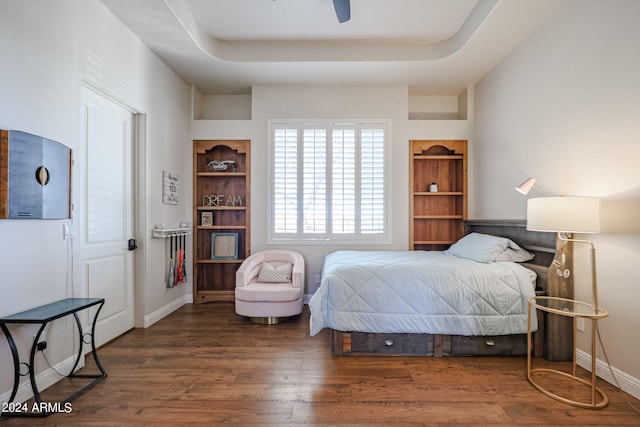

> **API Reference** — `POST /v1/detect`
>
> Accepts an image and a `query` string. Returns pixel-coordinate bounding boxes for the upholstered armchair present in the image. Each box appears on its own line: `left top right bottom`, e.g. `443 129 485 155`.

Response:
235 249 305 324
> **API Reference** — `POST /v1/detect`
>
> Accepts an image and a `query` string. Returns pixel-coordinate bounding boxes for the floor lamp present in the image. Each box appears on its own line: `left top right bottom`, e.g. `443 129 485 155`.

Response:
525 196 609 409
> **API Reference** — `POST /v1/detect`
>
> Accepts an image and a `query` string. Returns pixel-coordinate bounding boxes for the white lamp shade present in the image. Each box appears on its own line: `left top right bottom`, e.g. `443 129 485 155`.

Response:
527 197 601 233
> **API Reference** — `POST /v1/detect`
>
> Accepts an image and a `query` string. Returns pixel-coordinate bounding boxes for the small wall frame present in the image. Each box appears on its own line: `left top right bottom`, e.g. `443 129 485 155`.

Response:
210 232 238 260
162 170 180 205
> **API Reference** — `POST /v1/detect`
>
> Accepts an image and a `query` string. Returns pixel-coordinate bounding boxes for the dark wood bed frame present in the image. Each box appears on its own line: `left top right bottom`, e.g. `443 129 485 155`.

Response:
330 220 561 358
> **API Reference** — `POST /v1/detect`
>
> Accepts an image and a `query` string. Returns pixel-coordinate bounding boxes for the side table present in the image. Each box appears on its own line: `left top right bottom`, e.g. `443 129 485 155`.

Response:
527 296 608 409
0 298 107 417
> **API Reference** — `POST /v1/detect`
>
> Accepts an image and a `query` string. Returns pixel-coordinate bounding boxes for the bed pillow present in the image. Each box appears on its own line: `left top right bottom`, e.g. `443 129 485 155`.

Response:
445 232 532 263
258 262 293 283
495 242 535 263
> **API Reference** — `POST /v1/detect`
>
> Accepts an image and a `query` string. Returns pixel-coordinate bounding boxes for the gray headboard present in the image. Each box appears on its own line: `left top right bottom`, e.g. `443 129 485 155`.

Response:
464 220 556 292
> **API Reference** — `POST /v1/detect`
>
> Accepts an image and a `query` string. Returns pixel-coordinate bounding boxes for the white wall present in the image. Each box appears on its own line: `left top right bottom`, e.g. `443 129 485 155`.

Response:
192 85 472 295
0 0 191 402
474 0 640 396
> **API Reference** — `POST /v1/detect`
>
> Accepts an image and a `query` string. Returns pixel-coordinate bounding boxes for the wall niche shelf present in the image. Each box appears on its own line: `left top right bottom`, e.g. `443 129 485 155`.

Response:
408 90 469 121
409 140 468 251
193 140 250 303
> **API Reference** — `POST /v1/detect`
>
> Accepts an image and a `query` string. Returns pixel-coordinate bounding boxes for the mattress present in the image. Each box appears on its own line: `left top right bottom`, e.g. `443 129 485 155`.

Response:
309 250 537 336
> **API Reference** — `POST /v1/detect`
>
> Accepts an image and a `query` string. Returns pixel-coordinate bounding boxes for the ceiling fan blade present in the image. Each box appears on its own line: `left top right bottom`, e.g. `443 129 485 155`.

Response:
333 0 351 23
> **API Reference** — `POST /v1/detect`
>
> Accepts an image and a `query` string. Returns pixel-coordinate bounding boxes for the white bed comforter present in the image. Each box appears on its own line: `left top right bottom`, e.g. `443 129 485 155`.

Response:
309 250 537 336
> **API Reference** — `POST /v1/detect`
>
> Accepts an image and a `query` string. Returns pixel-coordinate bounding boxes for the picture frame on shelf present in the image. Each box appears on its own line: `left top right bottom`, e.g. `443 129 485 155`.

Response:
211 232 238 260
201 211 213 226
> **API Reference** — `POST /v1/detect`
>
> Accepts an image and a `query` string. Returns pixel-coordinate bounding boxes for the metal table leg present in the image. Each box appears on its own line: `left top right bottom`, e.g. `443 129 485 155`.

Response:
66 300 107 401
0 324 20 406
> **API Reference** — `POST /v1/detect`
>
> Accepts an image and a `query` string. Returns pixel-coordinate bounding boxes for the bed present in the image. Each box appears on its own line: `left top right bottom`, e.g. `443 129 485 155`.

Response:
308 220 556 357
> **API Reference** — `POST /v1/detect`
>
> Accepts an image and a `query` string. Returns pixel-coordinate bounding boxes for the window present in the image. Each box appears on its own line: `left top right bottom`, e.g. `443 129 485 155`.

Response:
269 120 389 243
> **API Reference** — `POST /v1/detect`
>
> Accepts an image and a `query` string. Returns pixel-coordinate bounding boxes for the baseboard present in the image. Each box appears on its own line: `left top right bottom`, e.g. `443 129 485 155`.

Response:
0 354 81 405
142 294 190 328
576 349 640 400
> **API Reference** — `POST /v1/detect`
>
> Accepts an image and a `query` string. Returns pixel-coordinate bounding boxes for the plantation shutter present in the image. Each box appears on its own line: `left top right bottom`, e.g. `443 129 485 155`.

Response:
270 121 388 242
360 127 385 234
302 128 327 235
331 128 356 234
273 127 298 234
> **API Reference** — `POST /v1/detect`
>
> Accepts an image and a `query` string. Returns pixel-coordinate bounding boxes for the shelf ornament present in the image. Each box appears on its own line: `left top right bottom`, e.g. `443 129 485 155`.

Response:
207 160 236 172
202 194 243 207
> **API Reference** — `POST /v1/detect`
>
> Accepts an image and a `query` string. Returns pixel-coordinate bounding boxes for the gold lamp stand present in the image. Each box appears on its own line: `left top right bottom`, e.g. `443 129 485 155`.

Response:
527 234 608 409
527 295 608 409
525 197 607 409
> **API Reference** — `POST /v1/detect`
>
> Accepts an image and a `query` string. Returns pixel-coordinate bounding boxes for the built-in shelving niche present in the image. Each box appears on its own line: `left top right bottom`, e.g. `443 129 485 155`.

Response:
408 88 469 121
192 88 252 120
192 88 470 122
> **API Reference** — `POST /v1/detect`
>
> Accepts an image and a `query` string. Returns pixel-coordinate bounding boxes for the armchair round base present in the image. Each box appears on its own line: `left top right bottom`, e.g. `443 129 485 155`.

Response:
250 316 281 325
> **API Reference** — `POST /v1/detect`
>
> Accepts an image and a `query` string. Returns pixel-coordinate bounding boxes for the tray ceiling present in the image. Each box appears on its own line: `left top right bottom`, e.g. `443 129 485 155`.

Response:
101 0 564 95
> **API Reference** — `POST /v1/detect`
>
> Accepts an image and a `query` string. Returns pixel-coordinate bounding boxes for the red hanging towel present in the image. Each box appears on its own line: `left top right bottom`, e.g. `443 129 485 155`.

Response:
176 238 183 284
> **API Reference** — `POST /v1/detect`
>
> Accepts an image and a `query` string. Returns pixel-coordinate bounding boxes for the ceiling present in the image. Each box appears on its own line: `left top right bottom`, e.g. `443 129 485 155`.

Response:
100 0 564 95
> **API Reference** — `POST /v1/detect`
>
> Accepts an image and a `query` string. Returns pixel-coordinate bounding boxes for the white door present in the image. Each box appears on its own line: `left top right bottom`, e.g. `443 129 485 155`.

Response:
80 87 136 347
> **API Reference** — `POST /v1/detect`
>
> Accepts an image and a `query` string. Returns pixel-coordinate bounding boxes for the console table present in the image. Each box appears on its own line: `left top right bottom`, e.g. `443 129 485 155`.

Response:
527 296 608 409
0 298 107 417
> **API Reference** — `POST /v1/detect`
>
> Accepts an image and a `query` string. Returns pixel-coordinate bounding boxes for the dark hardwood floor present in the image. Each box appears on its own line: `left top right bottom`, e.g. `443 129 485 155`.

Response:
2 302 639 426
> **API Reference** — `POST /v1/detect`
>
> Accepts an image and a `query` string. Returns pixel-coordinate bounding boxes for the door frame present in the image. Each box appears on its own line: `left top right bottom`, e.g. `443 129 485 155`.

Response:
79 77 148 329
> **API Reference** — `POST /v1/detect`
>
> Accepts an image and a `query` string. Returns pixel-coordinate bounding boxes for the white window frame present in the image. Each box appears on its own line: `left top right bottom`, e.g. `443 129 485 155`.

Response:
267 119 391 244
